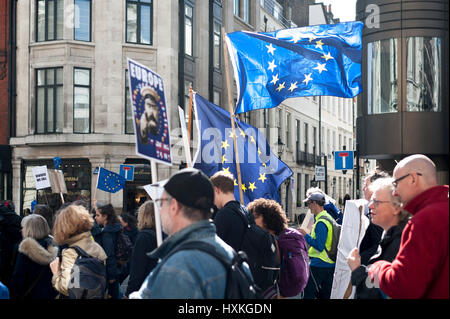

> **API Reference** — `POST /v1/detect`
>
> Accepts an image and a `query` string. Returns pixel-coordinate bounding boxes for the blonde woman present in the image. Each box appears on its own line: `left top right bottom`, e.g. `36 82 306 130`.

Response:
346 177 411 299
9 214 57 299
49 205 107 298
124 201 160 297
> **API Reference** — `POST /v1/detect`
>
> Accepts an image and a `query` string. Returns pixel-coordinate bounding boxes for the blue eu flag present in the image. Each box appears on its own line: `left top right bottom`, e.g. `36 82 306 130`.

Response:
97 167 126 193
193 93 292 205
226 21 363 114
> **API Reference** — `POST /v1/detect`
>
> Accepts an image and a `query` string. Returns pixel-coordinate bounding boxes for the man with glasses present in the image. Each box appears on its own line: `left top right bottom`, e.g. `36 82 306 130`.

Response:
299 192 336 299
129 168 253 298
368 154 449 298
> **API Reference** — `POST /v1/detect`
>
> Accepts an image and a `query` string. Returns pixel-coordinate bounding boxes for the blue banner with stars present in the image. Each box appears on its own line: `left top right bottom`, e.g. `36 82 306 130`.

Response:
97 167 126 193
226 21 363 114
193 93 292 205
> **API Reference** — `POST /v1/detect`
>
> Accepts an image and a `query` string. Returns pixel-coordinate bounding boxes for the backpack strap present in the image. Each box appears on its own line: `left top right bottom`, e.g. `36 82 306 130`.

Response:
70 245 92 259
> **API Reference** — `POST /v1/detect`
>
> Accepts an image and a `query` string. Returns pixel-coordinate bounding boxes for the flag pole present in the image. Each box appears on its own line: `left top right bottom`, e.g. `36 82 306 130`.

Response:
151 160 163 247
222 27 244 205
187 84 193 148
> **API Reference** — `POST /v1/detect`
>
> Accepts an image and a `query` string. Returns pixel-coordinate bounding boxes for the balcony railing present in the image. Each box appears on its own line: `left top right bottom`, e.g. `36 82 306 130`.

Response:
260 0 295 29
297 151 322 166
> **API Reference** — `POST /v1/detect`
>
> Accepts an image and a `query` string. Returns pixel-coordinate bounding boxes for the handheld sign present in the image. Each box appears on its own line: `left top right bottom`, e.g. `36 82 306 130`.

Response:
127 58 172 166
32 166 51 190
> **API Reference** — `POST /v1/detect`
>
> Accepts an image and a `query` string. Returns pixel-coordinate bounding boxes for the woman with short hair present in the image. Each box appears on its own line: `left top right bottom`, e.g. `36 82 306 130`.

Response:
50 205 107 298
9 214 58 299
347 177 411 299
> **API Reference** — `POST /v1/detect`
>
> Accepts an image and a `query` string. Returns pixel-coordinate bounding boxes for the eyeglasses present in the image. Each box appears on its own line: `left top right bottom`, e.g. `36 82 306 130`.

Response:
154 197 171 209
392 172 422 187
369 199 391 208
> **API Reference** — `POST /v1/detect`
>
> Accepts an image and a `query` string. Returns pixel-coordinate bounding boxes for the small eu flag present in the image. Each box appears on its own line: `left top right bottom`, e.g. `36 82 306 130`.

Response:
97 167 126 193
226 21 363 114
193 93 293 205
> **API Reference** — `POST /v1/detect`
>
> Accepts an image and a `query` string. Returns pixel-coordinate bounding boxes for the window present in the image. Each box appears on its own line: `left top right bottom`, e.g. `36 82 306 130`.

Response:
36 0 64 42
295 119 300 156
327 129 330 155
313 127 317 156
125 71 134 134
213 21 221 69
406 37 441 112
74 0 91 41
126 0 152 45
73 68 91 133
367 38 398 114
184 3 194 57
304 123 308 153
296 173 302 207
234 0 250 24
213 90 221 106
286 112 291 149
35 67 63 134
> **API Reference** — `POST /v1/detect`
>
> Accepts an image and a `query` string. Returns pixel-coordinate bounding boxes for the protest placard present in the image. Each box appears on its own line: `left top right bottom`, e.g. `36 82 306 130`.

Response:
32 166 51 190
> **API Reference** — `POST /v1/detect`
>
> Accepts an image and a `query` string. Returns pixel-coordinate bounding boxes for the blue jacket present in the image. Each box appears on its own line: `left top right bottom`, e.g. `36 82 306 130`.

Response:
324 202 343 225
130 220 246 299
0 281 8 299
99 222 122 280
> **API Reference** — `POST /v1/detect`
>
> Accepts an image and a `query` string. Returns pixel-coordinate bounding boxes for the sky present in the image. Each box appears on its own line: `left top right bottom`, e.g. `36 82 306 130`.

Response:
317 0 357 22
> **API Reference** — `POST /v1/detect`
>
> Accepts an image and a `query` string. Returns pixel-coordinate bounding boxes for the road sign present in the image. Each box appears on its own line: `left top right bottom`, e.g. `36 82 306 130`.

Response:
315 165 326 181
334 151 354 170
119 164 135 181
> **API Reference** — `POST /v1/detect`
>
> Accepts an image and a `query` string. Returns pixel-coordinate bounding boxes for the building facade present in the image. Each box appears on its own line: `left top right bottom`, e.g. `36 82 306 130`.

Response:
10 0 358 219
356 0 449 183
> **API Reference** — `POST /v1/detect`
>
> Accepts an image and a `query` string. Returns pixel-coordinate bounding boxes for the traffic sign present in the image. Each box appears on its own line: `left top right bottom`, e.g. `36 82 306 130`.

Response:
334 151 354 170
119 164 135 181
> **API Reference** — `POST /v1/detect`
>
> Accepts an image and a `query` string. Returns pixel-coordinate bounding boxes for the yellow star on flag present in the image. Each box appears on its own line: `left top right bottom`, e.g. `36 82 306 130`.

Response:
221 140 230 150
309 35 317 42
262 162 267 168
288 81 298 92
248 182 257 192
276 82 286 92
270 74 279 85
258 148 262 156
234 179 238 186
222 167 231 174
258 173 267 183
241 183 247 192
250 135 256 144
229 131 236 139
221 154 227 164
239 129 246 138
321 52 334 61
315 40 324 50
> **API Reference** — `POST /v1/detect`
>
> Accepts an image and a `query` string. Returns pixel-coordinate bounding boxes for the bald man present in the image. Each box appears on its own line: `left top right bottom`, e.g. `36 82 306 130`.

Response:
368 154 449 298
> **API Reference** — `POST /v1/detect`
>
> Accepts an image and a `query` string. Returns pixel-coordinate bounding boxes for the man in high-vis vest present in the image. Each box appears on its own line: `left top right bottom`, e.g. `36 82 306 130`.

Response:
299 192 336 299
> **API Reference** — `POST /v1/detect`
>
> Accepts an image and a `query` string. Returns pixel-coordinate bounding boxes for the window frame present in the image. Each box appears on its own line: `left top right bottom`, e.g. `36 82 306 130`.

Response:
73 67 91 134
36 0 64 42
126 0 153 45
35 67 64 134
184 1 194 57
73 0 92 42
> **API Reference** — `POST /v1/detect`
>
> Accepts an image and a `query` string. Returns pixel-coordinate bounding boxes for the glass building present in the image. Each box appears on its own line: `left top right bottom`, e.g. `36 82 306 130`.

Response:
356 0 449 182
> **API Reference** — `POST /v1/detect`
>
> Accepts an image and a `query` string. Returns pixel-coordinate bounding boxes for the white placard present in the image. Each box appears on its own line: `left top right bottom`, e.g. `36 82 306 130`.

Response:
330 199 370 299
32 166 51 190
315 165 325 181
178 106 193 168
300 209 314 234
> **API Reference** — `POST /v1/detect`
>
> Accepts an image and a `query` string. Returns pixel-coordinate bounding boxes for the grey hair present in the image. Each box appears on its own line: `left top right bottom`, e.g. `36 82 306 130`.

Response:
21 214 50 240
369 177 411 221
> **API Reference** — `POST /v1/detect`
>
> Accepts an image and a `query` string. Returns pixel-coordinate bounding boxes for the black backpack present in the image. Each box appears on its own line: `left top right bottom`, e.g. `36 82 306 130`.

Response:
166 240 258 299
68 246 107 299
233 209 280 293
116 231 133 265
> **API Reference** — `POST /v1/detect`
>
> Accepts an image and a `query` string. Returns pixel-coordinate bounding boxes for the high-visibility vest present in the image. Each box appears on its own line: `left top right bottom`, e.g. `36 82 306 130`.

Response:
308 210 335 264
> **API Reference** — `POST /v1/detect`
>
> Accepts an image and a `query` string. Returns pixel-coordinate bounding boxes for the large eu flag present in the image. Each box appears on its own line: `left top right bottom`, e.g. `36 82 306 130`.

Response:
193 93 292 205
226 21 363 114
97 167 126 193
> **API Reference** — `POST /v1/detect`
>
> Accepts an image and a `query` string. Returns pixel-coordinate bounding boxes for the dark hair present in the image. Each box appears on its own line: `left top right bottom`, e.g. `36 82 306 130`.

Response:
97 204 119 225
210 171 235 194
247 198 288 236
33 204 55 230
120 212 137 229
72 200 89 210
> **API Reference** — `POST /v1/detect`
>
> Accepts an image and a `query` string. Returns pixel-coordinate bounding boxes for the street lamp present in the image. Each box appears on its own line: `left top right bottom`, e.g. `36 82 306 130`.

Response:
364 159 370 173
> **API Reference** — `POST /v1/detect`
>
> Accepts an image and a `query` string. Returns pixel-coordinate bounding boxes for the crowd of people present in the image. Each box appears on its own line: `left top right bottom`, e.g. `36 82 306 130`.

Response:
0 154 448 299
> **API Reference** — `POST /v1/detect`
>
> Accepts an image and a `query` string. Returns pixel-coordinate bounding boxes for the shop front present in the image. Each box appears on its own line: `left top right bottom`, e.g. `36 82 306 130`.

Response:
122 158 153 214
21 159 91 214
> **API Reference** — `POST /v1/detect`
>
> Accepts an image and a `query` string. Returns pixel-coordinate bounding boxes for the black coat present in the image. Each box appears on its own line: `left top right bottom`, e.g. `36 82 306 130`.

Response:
0 205 22 285
99 222 122 280
213 201 250 252
9 237 58 299
359 221 384 266
351 220 408 299
125 228 159 297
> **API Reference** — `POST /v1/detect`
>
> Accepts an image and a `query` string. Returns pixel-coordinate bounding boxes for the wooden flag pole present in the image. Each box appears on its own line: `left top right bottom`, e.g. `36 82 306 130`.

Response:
222 27 244 205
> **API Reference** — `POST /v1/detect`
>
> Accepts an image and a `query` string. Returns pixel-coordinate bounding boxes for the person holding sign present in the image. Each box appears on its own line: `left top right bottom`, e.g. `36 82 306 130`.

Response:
346 177 410 299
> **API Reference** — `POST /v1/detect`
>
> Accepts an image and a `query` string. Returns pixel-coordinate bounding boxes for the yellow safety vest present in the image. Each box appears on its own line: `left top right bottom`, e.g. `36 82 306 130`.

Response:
308 210 335 264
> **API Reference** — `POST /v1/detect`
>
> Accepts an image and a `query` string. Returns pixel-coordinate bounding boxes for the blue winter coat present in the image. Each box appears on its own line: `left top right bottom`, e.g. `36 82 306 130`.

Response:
99 222 122 281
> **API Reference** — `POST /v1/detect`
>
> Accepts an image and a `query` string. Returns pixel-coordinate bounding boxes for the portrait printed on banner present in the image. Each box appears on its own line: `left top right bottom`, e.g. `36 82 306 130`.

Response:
127 58 172 165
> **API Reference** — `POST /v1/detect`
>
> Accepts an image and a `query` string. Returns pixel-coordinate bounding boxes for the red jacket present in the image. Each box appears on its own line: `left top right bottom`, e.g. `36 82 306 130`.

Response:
371 185 449 299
